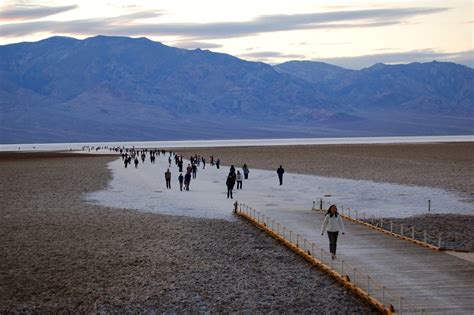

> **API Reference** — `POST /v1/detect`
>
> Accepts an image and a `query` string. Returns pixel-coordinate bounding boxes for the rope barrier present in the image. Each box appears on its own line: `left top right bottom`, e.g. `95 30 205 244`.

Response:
312 200 442 251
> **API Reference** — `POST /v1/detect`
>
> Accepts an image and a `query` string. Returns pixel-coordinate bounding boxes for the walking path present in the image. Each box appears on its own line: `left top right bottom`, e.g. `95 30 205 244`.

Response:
252 207 474 314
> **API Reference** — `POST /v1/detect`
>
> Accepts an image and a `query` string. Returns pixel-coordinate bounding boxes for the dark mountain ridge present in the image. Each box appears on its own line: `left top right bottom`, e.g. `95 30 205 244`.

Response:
1 35 473 143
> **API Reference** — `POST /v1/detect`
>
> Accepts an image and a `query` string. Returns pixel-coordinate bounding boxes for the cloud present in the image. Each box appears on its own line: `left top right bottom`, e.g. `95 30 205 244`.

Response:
0 4 78 22
171 41 222 49
314 49 474 69
0 7 449 40
238 51 307 60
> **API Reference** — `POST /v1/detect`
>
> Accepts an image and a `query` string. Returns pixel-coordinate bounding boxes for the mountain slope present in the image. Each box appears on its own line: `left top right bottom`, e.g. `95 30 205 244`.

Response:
274 60 353 84
1 36 473 143
274 60 474 114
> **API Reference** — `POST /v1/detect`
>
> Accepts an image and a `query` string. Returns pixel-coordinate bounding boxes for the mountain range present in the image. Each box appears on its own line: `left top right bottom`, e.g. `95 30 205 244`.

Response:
1 35 473 143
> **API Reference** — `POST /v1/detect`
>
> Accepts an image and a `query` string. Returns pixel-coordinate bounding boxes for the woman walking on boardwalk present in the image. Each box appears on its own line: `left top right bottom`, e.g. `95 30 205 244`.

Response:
321 205 345 260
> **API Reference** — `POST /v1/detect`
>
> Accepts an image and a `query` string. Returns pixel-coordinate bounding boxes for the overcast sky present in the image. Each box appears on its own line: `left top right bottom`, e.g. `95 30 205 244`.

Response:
0 0 472 69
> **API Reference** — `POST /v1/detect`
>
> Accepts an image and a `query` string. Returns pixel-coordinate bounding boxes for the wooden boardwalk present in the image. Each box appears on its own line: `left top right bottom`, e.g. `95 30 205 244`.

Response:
254 208 474 314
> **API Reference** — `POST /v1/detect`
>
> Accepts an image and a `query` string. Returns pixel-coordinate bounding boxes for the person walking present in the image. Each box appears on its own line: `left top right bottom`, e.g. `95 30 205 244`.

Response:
178 173 184 191
276 165 285 185
192 163 197 179
184 172 191 191
226 172 236 199
165 169 171 189
242 164 249 179
216 159 220 169
134 157 139 168
321 205 345 260
236 171 243 190
202 157 206 169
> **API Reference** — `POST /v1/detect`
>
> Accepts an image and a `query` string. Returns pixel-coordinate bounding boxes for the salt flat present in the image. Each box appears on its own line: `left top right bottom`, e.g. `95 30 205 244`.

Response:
87 154 474 220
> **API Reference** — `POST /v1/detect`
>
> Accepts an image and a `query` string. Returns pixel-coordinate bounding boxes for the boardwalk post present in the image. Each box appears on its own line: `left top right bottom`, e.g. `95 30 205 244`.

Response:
342 206 344 216
341 260 344 275
289 230 292 243
367 275 370 295
348 208 351 218
382 286 385 305
428 199 431 212
312 201 315 210
312 243 315 257
320 198 323 210
296 234 299 248
390 221 393 232
272 219 274 231
380 219 383 228
401 224 404 236
355 210 358 220
424 230 427 243
304 238 307 251
277 223 280 235
438 235 442 248
353 268 356 285
412 226 415 239
321 248 324 261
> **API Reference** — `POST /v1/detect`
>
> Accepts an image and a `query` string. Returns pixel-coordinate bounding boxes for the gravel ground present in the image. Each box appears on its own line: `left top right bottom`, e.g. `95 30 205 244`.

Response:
373 214 474 252
0 153 375 313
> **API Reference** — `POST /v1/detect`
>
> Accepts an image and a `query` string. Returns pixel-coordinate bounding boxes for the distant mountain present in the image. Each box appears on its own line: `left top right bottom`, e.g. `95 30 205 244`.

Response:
274 60 474 114
274 60 353 85
1 36 473 143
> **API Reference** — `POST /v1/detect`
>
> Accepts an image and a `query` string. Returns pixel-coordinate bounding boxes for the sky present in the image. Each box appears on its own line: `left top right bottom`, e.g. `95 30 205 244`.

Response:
0 0 472 69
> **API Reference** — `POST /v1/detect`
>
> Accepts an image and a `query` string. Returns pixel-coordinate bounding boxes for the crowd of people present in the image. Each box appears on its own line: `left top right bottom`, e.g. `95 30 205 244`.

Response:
109 146 287 197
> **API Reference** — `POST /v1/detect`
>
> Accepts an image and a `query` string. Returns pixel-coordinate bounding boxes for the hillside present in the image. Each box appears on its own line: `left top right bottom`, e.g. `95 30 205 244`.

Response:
1 36 473 143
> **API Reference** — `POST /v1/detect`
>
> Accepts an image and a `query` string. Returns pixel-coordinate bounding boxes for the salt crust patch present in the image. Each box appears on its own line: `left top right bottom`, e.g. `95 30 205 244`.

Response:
87 155 474 221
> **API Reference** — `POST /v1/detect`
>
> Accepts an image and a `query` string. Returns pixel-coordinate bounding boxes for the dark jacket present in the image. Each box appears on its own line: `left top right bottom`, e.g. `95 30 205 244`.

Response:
226 174 236 187
277 167 285 176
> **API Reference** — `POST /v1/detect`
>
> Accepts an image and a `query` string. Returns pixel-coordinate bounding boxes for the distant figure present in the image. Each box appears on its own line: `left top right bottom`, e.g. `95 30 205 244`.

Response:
168 156 172 167
124 158 128 168
242 164 249 179
216 159 220 169
178 160 184 173
134 158 139 168
192 163 197 179
202 157 206 169
276 165 285 185
236 171 243 190
321 205 345 260
165 169 171 189
226 172 236 199
184 172 191 191
178 173 184 191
